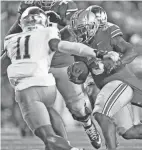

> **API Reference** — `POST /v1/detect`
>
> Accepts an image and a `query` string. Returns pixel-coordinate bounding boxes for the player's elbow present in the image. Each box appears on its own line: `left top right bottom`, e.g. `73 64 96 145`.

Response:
48 38 60 52
123 44 138 61
127 46 138 59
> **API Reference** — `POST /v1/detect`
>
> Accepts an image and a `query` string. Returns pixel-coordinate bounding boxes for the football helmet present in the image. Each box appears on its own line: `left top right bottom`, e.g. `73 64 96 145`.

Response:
70 9 99 43
86 5 107 28
20 6 48 31
38 0 56 11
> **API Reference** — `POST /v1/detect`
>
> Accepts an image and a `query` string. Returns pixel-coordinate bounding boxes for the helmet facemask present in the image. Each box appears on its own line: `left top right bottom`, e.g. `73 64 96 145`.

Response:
72 23 98 43
70 10 99 43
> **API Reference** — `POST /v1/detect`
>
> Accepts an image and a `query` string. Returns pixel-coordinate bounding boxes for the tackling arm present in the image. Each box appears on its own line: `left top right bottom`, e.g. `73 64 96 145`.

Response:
49 39 97 58
111 36 138 65
1 51 11 76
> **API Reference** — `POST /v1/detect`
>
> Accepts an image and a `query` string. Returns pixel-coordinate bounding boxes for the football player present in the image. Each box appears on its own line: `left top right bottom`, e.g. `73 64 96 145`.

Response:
67 8 142 150
2 6 99 150
5 1 102 149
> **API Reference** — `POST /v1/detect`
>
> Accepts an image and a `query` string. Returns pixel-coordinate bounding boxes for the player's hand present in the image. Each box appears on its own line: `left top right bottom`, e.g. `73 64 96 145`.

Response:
103 57 122 74
87 58 105 75
67 61 89 84
103 51 120 62
45 10 61 24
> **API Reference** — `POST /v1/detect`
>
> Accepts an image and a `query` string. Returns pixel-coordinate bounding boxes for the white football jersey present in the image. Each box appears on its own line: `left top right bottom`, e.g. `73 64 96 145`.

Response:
4 27 60 90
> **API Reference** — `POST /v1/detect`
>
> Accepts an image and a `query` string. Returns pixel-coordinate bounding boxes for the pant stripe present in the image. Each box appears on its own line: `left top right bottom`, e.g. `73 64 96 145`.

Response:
106 84 128 116
102 83 124 114
102 83 127 115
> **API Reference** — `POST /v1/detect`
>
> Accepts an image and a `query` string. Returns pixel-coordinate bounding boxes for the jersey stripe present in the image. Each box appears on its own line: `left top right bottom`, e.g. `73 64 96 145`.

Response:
111 29 120 34
102 83 127 115
106 84 128 116
111 32 123 38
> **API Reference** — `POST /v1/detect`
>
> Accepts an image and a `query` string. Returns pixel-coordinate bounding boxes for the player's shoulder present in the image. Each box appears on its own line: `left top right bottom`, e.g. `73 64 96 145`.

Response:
44 26 59 34
61 0 78 10
107 22 123 38
5 33 19 42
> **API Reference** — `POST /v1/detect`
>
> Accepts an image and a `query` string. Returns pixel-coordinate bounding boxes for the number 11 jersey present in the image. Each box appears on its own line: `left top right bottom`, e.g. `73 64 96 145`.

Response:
4 27 60 90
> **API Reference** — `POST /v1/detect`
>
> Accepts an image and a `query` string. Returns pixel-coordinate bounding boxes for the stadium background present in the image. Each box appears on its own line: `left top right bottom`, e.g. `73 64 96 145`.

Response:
1 1 142 150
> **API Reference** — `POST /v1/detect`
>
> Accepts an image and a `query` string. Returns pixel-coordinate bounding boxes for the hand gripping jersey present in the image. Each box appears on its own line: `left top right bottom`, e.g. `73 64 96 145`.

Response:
4 27 60 90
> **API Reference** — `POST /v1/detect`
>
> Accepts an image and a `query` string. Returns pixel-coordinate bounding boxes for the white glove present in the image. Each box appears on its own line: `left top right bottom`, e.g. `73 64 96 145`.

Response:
103 51 120 62
91 60 105 75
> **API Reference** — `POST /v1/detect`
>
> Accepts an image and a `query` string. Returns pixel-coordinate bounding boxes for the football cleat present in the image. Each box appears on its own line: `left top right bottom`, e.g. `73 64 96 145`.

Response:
84 123 102 149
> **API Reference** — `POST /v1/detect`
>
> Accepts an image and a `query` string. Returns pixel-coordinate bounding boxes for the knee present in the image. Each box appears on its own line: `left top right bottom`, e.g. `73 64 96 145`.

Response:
66 96 86 116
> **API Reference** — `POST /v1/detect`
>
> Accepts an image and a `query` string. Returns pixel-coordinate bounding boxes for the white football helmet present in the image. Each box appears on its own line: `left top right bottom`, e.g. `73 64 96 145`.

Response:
20 6 48 32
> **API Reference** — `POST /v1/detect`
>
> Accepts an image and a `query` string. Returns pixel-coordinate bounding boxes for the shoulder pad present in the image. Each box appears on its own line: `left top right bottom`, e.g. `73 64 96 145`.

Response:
65 0 78 15
108 22 123 38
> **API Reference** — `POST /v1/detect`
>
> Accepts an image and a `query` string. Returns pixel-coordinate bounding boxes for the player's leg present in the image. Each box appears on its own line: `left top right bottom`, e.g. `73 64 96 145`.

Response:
50 67 101 149
47 107 68 140
15 86 77 150
92 80 134 150
115 104 142 140
128 55 142 79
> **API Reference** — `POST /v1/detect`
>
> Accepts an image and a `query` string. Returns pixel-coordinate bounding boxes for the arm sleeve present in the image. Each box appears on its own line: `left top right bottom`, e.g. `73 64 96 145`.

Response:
58 41 96 58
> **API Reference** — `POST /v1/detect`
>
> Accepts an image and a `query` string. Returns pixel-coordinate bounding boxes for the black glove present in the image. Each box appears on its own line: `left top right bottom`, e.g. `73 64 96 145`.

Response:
45 11 61 24
67 61 89 84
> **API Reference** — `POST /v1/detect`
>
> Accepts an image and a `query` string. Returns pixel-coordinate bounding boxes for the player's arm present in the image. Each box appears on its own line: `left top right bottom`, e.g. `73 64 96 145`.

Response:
49 38 97 58
1 50 11 76
111 36 138 65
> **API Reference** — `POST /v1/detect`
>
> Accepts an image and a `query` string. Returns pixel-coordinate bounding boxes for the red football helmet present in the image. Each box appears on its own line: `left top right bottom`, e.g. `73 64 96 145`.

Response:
86 5 107 28
70 9 100 43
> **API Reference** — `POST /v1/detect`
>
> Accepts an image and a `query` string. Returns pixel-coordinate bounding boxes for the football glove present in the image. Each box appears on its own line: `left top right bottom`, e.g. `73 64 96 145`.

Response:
103 51 120 62
67 61 89 84
45 10 61 24
86 58 105 75
103 57 122 74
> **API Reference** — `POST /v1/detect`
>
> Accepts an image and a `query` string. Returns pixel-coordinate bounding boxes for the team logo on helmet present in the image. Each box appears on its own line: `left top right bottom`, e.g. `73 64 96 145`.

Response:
86 5 107 28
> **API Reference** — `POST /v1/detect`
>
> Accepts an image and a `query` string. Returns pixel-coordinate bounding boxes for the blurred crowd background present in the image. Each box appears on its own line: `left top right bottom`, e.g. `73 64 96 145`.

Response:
1 1 142 136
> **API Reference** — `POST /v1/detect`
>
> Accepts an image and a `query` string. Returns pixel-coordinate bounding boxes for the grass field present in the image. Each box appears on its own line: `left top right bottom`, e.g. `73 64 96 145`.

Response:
1 127 142 150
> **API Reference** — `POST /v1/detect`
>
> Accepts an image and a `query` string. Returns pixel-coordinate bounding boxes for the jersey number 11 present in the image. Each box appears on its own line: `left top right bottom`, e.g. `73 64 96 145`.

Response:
16 35 31 60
